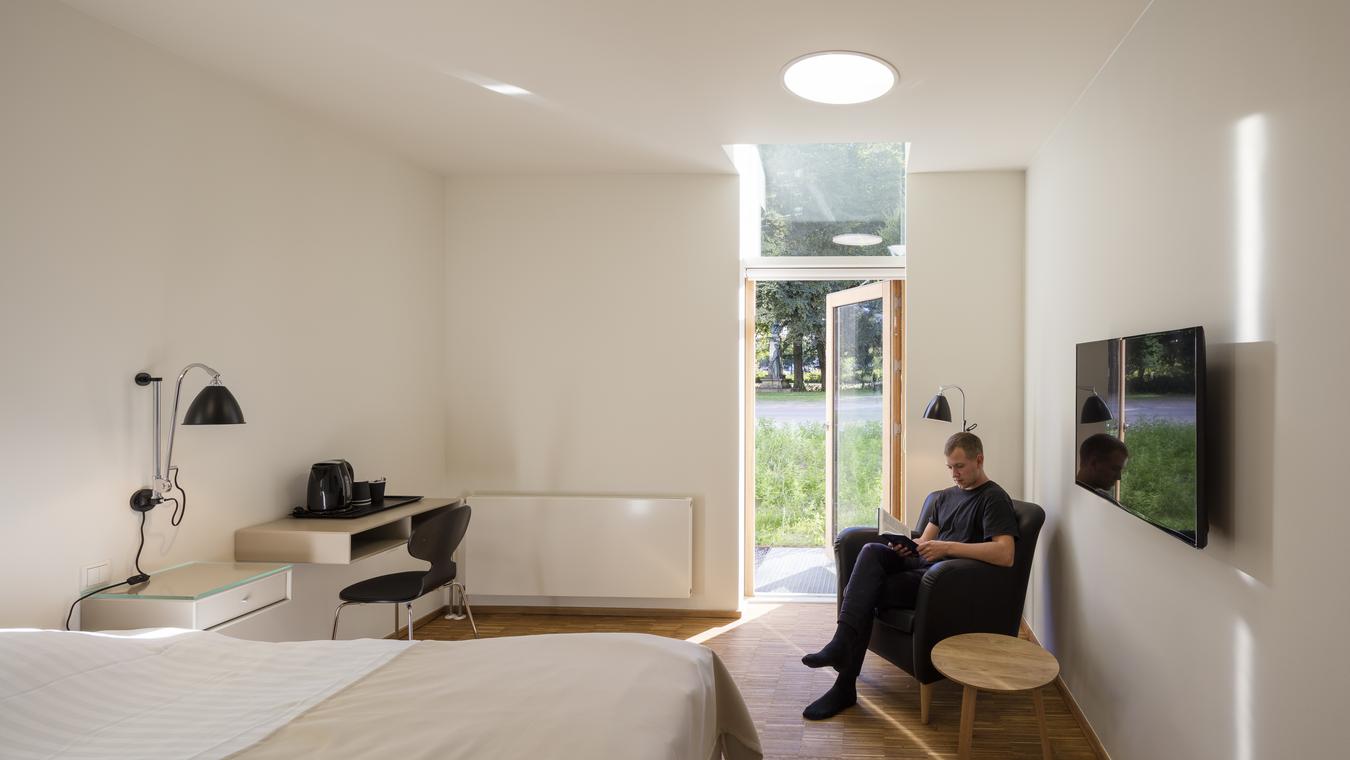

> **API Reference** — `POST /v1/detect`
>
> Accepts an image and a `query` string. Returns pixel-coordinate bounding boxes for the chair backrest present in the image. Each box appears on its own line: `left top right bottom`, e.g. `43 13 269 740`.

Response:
408 504 471 595
916 490 1045 629
1007 500 1045 605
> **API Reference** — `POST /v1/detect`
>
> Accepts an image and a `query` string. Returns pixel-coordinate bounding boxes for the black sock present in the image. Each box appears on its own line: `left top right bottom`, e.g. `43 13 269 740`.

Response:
801 622 857 671
802 674 858 720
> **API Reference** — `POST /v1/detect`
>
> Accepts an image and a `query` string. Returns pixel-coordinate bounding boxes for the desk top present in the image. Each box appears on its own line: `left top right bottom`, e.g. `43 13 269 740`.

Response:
92 561 291 600
931 633 1060 692
234 497 462 564
239 497 463 535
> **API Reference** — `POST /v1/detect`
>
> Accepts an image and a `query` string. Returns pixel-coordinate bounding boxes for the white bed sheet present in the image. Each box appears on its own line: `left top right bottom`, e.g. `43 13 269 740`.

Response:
0 628 410 760
0 628 761 760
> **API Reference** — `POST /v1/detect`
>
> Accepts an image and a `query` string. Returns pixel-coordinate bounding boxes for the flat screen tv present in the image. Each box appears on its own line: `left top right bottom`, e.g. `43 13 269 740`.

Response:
1075 326 1206 548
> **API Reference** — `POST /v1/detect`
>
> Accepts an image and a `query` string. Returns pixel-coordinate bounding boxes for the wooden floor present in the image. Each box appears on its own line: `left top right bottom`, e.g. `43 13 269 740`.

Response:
417 602 1098 760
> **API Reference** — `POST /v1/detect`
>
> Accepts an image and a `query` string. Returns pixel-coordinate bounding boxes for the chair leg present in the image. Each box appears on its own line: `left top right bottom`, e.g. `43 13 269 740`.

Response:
331 601 358 640
462 591 478 638
445 582 467 621
920 681 935 724
406 602 415 641
447 582 478 638
394 603 400 637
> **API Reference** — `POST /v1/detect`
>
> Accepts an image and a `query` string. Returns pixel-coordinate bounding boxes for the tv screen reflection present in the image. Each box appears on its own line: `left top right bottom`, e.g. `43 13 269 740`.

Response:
1075 327 1206 548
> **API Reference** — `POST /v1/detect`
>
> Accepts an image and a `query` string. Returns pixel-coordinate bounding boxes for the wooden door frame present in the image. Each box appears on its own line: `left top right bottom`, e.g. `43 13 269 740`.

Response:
744 279 905 598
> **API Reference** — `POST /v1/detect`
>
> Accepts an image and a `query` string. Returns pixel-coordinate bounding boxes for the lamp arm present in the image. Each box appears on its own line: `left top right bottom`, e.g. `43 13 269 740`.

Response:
938 384 971 432
159 363 220 494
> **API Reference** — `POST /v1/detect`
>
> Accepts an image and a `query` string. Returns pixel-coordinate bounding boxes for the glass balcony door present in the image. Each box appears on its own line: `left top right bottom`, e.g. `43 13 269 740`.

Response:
824 281 904 541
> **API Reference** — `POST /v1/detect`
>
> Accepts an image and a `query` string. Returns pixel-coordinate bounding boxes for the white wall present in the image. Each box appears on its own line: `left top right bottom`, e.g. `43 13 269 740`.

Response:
1025 1 1350 757
906 172 1025 516
0 0 448 638
443 175 741 612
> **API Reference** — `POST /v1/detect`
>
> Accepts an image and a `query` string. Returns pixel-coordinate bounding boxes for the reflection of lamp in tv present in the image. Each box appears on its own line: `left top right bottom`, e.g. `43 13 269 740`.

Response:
922 385 976 432
1078 386 1112 424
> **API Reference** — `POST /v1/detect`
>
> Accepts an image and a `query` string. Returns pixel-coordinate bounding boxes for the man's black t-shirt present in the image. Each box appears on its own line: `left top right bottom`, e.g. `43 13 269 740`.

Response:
930 480 1019 544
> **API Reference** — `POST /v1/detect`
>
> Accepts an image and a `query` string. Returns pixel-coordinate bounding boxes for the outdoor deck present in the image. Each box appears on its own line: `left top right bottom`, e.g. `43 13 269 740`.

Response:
752 546 836 595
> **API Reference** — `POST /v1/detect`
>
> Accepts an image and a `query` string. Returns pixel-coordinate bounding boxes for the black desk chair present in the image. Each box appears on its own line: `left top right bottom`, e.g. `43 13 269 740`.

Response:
331 503 478 640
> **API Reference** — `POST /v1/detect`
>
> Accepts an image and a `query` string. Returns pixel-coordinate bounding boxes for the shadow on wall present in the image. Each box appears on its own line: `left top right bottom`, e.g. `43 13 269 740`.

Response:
1205 340 1276 585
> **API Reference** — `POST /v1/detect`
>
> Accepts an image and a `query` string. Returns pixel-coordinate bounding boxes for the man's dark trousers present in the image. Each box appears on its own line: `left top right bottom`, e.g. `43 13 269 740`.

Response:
836 542 929 674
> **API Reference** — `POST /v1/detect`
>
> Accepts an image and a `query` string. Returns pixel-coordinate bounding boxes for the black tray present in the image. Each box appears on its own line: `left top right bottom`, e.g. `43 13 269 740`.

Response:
290 495 423 519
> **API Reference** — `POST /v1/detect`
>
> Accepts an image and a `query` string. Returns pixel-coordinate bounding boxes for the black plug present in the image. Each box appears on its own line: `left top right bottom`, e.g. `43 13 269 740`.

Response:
127 573 151 586
129 488 161 512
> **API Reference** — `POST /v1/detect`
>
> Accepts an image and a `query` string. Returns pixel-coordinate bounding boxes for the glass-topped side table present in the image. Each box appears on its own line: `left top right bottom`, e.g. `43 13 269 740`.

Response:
80 561 292 632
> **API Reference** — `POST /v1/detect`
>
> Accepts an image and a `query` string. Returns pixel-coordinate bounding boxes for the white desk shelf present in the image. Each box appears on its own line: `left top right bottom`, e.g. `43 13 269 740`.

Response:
80 561 292 632
234 497 462 564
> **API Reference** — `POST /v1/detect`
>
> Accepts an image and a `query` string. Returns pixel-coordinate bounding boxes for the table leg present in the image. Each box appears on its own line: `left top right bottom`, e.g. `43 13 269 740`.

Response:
958 685 977 760
1031 686 1053 760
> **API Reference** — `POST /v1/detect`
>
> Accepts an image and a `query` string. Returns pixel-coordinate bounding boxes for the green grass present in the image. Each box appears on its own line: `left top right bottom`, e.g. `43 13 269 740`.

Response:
754 418 882 547
1119 420 1198 535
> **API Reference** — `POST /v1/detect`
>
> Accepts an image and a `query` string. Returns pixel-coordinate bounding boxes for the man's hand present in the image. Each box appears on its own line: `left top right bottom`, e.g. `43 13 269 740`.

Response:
915 539 952 562
890 541 916 558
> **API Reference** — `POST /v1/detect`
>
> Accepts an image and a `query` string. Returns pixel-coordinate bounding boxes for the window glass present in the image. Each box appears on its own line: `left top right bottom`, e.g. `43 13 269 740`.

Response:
758 143 907 257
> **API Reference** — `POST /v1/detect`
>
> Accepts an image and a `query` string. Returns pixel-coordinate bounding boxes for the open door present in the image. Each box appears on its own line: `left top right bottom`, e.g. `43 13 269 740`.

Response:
824 281 904 543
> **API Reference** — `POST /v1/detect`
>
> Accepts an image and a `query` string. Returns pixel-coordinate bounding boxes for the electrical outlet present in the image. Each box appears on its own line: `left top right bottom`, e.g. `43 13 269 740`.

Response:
81 561 111 590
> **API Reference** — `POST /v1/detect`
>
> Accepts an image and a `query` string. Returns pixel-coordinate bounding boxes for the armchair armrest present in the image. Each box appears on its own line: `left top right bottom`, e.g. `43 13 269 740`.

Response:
909 558 1022 682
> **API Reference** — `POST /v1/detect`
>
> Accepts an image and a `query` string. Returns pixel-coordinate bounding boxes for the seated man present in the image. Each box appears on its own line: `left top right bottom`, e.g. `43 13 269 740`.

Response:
1075 432 1129 499
800 431 1019 720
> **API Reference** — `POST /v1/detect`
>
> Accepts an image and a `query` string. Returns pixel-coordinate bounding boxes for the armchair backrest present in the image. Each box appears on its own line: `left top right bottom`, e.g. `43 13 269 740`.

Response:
915 490 1044 629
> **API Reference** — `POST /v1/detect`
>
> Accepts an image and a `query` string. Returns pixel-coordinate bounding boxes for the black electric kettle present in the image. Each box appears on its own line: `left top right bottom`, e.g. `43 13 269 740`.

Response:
306 460 354 512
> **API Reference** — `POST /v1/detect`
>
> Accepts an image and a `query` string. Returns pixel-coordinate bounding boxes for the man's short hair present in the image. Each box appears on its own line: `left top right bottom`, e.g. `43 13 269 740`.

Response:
944 432 983 458
1080 432 1128 463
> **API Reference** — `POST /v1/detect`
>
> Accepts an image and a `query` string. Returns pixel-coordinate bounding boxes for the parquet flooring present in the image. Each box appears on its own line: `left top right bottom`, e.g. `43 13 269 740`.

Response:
416 602 1099 760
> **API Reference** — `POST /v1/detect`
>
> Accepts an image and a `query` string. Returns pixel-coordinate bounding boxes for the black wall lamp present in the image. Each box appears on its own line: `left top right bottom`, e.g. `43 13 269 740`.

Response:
129 363 245 513
1078 386 1113 424
922 385 976 432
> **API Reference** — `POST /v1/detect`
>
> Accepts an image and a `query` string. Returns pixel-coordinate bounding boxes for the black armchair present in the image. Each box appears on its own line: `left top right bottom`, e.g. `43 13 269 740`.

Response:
834 491 1044 722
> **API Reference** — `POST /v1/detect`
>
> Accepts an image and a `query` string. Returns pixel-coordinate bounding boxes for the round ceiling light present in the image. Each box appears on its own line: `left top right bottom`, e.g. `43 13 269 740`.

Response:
782 51 897 105
833 233 884 246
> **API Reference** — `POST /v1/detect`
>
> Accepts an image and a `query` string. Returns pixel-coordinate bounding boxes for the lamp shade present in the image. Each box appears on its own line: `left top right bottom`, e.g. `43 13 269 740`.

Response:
1079 394 1112 424
183 384 245 425
923 393 952 423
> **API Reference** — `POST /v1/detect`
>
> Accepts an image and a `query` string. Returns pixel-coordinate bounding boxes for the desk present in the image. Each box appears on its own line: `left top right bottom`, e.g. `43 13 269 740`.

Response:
81 561 291 632
234 497 462 564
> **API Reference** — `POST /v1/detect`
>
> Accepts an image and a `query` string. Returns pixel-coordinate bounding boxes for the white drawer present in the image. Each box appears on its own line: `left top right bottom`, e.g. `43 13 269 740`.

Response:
195 570 289 630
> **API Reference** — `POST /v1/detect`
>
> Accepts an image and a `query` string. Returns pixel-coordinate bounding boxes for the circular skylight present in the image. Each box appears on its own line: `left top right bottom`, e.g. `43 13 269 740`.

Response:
782 51 897 105
833 233 884 246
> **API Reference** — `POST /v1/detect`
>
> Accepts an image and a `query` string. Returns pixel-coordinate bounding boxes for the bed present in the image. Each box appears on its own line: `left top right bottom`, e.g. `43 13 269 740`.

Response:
0 627 761 760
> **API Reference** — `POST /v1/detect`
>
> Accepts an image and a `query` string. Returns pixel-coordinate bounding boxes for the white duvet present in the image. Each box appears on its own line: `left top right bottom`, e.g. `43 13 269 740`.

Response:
0 628 761 760
0 628 410 759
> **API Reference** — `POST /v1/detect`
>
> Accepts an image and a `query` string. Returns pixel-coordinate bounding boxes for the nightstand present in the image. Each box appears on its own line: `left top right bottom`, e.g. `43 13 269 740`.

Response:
79 561 292 632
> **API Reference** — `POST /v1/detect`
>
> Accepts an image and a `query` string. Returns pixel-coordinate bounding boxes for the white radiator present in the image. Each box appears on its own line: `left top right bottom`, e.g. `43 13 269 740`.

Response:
463 495 693 598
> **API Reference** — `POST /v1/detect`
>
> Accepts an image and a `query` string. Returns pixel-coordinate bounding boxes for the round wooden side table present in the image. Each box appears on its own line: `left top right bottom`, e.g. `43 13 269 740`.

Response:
931 632 1060 760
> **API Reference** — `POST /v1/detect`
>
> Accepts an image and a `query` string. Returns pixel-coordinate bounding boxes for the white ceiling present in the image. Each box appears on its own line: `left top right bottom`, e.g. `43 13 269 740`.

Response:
62 0 1150 175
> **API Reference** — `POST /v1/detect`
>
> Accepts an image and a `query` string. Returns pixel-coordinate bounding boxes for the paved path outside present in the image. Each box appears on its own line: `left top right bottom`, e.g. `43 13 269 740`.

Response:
753 546 836 595
756 393 881 425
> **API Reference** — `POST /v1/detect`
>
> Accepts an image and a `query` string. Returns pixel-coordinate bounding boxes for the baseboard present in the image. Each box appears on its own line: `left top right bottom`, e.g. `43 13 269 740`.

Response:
469 604 742 620
386 605 449 640
1021 620 1112 760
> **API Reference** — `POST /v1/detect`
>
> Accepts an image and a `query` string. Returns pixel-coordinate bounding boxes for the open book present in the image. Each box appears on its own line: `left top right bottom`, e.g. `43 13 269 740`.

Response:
876 508 920 553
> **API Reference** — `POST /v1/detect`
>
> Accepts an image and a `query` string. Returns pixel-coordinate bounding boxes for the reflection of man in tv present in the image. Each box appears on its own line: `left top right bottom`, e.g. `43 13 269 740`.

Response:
1076 433 1129 499
799 432 1020 720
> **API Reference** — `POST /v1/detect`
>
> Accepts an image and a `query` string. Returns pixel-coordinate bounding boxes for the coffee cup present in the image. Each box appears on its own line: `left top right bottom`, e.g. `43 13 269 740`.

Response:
351 480 372 505
369 478 387 503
